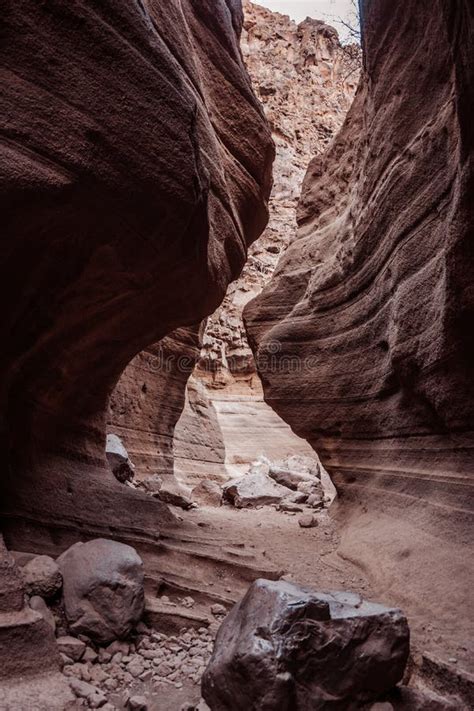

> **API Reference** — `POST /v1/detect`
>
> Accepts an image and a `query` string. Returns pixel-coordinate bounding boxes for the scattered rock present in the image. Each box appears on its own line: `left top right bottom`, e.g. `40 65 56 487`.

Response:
21 554 62 599
57 636 86 662
69 678 107 707
279 501 304 513
156 480 194 510
202 580 409 710
298 514 318 528
222 470 289 508
82 646 98 663
306 493 324 509
210 604 227 617
191 480 222 507
57 538 144 644
140 474 163 495
128 696 148 710
106 433 135 483
29 594 56 631
269 465 312 491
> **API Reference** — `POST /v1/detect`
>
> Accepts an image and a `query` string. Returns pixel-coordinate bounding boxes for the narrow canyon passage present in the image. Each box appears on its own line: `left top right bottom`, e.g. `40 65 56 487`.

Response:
1 1 473 710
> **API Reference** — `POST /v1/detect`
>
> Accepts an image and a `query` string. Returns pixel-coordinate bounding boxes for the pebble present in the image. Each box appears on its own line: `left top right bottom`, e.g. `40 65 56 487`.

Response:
57 635 86 662
128 695 148 710
210 603 226 616
298 514 318 528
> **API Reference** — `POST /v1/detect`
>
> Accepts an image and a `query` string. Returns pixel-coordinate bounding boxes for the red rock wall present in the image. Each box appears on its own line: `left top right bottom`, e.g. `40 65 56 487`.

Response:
108 326 203 480
0 0 273 548
245 0 474 654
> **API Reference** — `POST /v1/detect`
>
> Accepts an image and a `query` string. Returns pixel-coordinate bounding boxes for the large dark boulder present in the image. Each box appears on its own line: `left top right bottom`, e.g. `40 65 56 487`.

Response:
202 579 410 710
57 538 144 644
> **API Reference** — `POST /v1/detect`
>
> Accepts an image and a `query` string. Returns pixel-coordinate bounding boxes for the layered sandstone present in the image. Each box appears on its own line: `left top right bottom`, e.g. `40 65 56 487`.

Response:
108 1 358 483
0 0 273 548
246 0 474 664
200 0 359 382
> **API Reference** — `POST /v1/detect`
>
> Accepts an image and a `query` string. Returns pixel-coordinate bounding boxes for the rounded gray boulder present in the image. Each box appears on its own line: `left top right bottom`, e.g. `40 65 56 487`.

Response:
57 538 144 644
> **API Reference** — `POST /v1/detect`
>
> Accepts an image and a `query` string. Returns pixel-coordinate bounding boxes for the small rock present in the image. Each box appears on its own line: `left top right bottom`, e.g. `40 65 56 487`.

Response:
307 493 324 508
154 661 172 676
106 433 135 483
210 603 227 616
128 695 148 710
57 635 86 662
156 480 194 510
279 501 303 513
298 514 318 528
69 678 107 707
141 474 163 495
127 660 144 677
191 480 222 507
106 640 130 655
181 596 195 608
21 555 62 599
82 646 98 663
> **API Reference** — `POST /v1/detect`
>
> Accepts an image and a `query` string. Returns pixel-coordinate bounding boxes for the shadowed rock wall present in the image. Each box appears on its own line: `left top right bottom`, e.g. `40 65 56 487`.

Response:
245 0 474 657
0 0 273 549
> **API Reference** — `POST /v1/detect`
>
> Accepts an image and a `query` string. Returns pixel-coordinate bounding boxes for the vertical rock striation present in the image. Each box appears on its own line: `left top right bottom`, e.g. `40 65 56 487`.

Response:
0 0 273 547
245 0 474 659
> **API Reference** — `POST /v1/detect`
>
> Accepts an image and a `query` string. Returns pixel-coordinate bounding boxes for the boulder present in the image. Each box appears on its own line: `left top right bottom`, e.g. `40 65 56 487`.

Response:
298 514 318 528
268 465 312 491
57 538 144 644
21 554 62 599
156 480 194 510
141 474 163 495
202 580 410 710
222 471 289 508
192 480 222 507
106 434 135 483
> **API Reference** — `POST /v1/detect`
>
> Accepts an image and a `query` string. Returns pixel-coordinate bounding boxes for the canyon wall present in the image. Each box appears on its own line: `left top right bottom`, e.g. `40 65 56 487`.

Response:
0 0 273 549
108 1 358 483
245 0 474 655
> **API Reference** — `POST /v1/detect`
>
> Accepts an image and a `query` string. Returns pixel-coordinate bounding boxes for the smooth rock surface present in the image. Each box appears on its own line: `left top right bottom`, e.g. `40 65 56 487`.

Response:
245 0 474 656
1 0 273 548
202 579 410 710
57 539 144 644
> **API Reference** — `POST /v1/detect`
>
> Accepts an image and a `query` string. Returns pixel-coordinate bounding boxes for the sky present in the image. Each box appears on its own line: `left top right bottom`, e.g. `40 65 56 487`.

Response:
255 0 359 42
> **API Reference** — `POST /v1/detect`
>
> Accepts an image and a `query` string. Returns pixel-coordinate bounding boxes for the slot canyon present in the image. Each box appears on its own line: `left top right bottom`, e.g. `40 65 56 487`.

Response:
1 1 473 710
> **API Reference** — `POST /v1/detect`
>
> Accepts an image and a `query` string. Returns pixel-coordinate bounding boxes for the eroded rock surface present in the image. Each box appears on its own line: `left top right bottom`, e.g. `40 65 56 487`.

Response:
202 579 410 710
1 0 273 547
245 0 474 659
107 0 358 488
